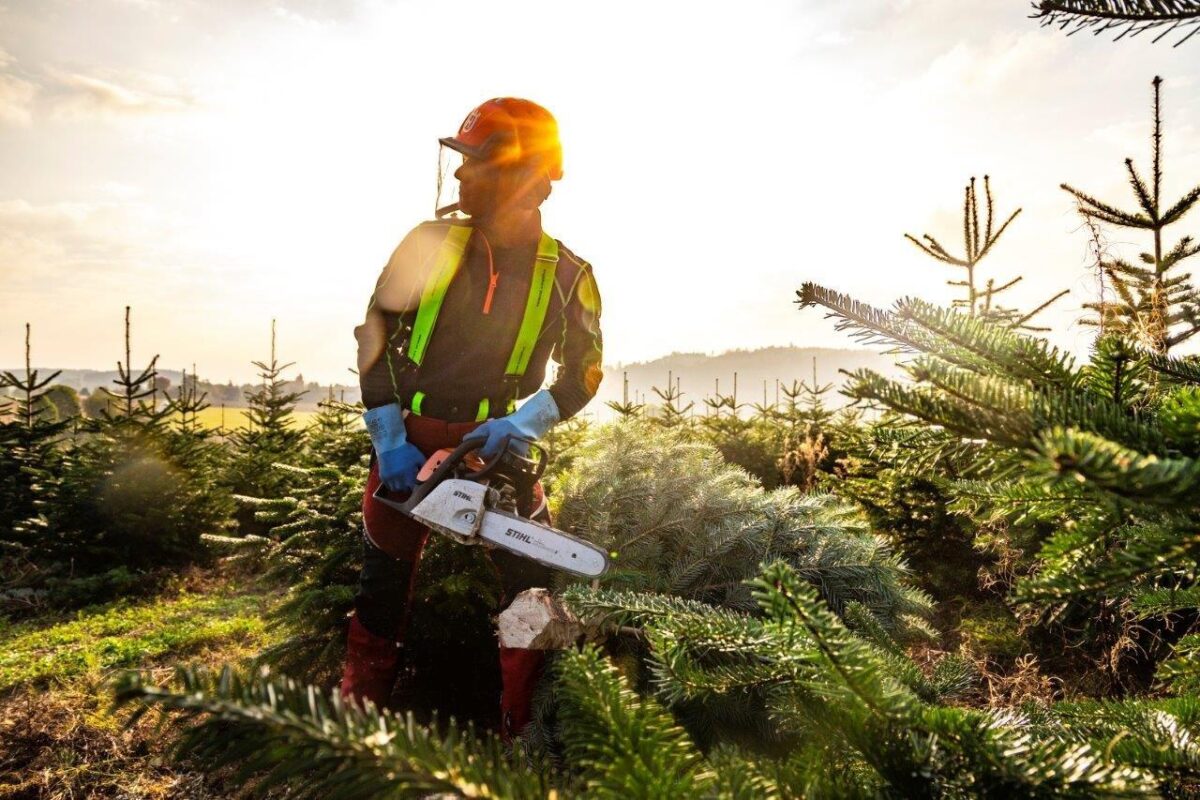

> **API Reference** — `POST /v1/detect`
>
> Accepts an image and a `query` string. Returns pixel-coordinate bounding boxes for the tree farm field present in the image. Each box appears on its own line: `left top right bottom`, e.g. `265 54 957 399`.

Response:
5 3 1200 798
188 406 323 431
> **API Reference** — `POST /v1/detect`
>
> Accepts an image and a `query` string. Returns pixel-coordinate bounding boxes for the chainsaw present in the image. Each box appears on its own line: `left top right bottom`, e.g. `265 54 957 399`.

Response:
372 435 608 578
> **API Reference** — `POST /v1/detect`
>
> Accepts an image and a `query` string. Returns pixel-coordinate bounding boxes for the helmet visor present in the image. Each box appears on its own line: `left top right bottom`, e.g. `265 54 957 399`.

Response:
435 144 465 219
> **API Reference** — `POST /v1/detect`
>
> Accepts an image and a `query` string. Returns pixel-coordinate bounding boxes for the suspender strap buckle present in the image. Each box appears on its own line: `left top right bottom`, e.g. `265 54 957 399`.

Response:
409 390 492 422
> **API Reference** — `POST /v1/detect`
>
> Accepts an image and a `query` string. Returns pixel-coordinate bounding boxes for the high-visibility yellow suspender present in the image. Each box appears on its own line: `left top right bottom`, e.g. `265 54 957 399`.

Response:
403 226 558 420
505 234 558 379
407 225 473 367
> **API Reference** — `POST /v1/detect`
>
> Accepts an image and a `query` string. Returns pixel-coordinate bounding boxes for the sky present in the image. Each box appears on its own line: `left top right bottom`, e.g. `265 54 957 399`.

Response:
1 0 1198 384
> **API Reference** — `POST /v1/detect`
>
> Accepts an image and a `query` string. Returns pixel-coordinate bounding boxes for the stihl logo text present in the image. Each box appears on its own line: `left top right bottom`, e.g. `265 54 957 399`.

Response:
505 528 534 544
453 490 472 500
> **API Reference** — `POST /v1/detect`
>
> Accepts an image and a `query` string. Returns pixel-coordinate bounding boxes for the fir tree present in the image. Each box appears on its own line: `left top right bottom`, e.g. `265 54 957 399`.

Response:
555 421 932 635
226 460 367 683
0 324 69 544
17 309 228 579
1067 77 1200 353
227 320 307 503
905 176 1067 331
605 370 644 419
797 283 1200 686
648 371 694 429
117 563 1200 797
304 391 369 471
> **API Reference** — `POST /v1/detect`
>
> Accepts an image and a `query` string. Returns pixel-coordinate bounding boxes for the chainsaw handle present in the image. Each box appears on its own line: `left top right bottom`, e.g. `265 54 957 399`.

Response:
372 434 547 511
374 436 483 513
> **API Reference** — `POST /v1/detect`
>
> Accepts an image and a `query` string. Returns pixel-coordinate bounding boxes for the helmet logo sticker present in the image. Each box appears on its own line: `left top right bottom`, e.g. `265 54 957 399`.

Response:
461 108 481 133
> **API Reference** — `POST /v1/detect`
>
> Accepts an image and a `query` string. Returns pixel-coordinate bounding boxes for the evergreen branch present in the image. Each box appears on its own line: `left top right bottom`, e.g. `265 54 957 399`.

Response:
1034 426 1200 501
1125 159 1158 219
1146 351 1200 384
904 233 968 267
1062 184 1155 228
1161 184 1200 225
845 368 1029 446
749 562 918 719
555 645 716 798
1017 521 1200 603
1165 323 1200 349
975 208 1022 262
561 585 725 630
894 297 1080 388
1044 699 1200 781
113 666 550 799
989 276 1024 295
798 284 1079 387
1132 586 1200 616
1013 289 1071 328
1033 1 1200 46
796 284 934 355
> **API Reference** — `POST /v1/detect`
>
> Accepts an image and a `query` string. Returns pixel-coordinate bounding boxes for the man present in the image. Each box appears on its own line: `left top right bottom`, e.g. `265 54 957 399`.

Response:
343 97 603 741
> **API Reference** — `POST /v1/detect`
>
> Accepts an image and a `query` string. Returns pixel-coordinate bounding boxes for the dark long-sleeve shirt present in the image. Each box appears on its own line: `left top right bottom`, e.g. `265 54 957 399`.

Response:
356 219 603 422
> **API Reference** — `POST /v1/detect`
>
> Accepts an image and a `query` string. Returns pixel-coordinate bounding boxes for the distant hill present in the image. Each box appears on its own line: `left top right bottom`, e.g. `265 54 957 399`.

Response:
9 346 906 419
1 368 359 411
583 346 905 421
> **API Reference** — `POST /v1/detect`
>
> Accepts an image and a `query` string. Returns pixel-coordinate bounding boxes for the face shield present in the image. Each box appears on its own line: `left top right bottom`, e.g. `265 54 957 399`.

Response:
435 143 466 220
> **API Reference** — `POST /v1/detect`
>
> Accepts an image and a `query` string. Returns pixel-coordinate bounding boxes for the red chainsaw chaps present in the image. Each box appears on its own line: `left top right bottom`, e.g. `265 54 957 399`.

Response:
356 412 553 737
363 462 430 562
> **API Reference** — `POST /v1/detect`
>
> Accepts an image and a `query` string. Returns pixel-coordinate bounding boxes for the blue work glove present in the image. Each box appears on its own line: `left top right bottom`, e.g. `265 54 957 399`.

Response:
363 403 426 494
472 389 561 461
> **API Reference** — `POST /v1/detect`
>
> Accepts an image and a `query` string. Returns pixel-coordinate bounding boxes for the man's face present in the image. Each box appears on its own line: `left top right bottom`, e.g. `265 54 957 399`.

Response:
455 155 543 219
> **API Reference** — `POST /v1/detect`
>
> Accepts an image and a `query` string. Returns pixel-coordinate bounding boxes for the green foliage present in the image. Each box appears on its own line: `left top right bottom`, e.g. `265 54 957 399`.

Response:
226 320 307 503
41 384 82 421
305 395 369 471
799 281 1200 685
114 666 551 799
555 645 716 798
239 461 368 683
555 421 932 636
9 312 233 583
0 323 69 538
119 565 1199 797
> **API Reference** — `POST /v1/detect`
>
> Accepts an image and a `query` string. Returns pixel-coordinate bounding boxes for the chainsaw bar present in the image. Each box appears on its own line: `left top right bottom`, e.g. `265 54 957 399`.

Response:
372 440 610 579
477 510 608 577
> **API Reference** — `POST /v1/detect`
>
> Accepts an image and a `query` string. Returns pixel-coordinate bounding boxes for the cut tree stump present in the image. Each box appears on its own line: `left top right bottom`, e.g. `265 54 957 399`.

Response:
497 588 584 650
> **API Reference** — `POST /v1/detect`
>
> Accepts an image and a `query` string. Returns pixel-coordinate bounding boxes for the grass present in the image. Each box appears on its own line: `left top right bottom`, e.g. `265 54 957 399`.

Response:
0 569 282 798
0 592 270 693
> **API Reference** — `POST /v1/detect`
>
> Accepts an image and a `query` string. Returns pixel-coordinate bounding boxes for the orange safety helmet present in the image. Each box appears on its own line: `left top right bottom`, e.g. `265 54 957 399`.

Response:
439 98 564 181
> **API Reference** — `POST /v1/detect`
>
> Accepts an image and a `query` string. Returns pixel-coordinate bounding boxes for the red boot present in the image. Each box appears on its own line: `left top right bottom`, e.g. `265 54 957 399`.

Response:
499 647 546 742
340 614 401 709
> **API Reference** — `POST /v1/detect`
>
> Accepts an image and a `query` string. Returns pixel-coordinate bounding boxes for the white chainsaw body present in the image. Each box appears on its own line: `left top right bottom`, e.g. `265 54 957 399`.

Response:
408 477 608 578
408 479 488 544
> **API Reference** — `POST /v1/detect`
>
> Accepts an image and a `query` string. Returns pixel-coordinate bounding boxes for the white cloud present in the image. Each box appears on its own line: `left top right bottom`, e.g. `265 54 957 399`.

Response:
46 69 194 118
915 30 1066 98
0 200 139 290
0 46 36 125
0 73 36 125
